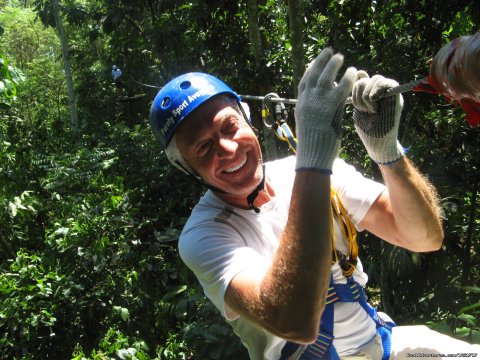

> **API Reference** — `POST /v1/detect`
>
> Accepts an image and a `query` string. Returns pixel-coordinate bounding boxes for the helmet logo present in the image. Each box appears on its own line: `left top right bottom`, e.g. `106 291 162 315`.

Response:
187 86 216 104
160 116 175 136
171 99 189 117
165 87 217 135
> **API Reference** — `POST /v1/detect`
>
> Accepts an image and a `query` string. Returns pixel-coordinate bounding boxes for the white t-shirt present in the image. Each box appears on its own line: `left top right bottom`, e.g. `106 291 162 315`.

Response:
179 156 387 359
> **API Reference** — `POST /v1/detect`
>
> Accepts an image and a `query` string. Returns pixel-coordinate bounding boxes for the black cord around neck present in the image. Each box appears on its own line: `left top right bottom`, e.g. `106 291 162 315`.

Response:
246 164 266 213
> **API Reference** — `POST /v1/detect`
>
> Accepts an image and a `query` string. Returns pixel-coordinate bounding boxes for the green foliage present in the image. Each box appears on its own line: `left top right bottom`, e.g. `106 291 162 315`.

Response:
0 6 59 68
0 55 25 106
155 333 188 360
455 297 480 343
0 0 479 358
72 328 151 360
424 286 480 344
0 250 62 358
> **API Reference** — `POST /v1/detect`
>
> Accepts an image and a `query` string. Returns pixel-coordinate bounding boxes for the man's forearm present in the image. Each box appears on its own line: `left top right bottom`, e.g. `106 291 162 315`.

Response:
226 49 354 343
259 171 332 343
380 157 444 251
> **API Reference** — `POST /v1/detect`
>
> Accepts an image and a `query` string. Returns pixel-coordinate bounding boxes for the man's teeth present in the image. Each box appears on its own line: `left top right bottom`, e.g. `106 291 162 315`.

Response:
225 155 247 173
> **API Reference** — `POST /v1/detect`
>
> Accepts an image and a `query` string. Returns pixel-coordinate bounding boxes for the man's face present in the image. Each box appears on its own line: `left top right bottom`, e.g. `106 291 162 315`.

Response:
176 96 264 197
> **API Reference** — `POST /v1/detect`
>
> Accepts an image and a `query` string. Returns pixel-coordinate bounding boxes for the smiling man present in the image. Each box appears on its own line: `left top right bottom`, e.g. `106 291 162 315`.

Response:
149 49 479 359
175 95 266 204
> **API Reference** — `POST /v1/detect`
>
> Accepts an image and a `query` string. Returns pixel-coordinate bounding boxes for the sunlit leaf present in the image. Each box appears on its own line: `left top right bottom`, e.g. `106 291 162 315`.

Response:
455 327 471 337
8 201 17 217
8 65 25 85
3 78 14 97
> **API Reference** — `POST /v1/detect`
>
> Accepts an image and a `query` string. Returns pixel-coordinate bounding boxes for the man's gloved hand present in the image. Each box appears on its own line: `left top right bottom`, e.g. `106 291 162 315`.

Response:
295 48 357 173
352 72 405 164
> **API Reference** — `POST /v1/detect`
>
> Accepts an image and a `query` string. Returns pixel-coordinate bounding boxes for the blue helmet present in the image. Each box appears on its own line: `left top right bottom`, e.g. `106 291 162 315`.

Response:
150 72 241 149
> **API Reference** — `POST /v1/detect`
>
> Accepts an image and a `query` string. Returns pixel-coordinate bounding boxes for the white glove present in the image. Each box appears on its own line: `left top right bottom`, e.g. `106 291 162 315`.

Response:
295 48 357 173
351 72 405 164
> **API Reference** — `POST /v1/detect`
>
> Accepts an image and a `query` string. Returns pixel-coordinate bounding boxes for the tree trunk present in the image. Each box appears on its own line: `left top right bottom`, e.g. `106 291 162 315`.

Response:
52 0 78 141
245 0 278 161
287 0 305 97
246 0 263 68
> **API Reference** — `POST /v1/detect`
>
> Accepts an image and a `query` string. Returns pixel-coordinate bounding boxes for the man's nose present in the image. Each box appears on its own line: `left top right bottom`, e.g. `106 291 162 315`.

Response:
215 137 238 158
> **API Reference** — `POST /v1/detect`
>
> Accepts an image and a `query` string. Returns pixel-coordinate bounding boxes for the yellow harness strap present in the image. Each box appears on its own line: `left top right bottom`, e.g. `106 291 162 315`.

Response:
330 190 358 278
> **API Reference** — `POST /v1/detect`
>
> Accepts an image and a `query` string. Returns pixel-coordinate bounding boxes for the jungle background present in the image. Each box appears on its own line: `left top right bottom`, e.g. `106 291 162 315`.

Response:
0 0 479 358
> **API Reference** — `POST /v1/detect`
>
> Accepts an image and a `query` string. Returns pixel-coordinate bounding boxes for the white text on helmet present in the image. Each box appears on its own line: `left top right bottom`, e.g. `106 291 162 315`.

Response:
161 116 175 136
188 89 206 103
162 87 217 137
171 99 189 117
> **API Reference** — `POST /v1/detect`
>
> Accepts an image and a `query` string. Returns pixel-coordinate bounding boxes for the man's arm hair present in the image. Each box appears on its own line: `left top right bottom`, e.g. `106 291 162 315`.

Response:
359 157 443 252
225 172 332 343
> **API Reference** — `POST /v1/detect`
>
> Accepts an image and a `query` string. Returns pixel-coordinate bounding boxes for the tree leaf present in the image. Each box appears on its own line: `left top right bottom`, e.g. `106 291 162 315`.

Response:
457 313 477 326
455 327 471 337
8 201 17 217
8 65 25 85
120 308 129 322
3 78 14 97
458 302 480 315
460 286 480 294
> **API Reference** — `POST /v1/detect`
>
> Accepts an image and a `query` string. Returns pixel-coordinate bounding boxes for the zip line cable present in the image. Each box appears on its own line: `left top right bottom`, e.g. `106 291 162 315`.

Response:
126 75 424 104
128 75 162 89
240 78 425 106
242 78 426 153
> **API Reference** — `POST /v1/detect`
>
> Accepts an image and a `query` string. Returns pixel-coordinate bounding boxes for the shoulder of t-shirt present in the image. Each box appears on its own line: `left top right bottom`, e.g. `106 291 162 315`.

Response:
331 158 363 188
265 155 296 190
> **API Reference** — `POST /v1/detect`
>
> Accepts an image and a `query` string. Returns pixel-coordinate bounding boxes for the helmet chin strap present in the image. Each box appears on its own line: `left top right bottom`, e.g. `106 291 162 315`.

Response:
246 164 265 213
204 164 266 213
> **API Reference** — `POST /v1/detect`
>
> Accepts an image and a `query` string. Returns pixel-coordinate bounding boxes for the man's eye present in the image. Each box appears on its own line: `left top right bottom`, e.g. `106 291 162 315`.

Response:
224 120 238 132
197 141 211 156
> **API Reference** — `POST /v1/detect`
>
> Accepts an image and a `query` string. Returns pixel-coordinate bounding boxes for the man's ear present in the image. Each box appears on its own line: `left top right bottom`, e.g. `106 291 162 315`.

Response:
239 101 261 137
240 101 251 121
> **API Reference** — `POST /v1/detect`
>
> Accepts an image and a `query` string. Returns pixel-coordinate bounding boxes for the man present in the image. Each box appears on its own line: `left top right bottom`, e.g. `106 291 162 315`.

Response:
150 49 480 359
112 65 122 81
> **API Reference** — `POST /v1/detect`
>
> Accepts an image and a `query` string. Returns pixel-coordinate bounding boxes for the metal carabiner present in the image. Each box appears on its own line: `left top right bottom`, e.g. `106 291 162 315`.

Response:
261 92 282 129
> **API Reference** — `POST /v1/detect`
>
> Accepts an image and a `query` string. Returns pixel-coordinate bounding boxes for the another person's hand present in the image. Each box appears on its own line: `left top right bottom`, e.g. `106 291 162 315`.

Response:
295 48 357 173
351 72 405 164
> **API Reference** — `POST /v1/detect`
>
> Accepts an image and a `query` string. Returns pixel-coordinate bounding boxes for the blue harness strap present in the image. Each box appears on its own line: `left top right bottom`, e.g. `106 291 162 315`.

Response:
280 276 396 360
335 278 396 360
301 295 339 360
